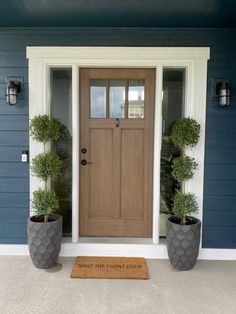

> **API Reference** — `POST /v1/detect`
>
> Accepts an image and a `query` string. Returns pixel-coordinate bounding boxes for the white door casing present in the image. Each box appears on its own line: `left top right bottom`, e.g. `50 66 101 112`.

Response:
27 47 210 246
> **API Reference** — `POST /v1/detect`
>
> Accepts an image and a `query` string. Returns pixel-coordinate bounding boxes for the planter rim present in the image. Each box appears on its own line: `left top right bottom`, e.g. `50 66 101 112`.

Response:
168 215 201 225
28 214 62 224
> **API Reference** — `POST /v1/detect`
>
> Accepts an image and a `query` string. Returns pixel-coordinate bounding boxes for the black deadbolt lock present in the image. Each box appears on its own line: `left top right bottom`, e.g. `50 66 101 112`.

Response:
81 148 87 154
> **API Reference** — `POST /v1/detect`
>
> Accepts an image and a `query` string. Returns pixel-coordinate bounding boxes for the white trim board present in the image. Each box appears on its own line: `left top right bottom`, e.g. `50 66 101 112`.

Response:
0 244 235 261
27 46 213 252
27 47 210 60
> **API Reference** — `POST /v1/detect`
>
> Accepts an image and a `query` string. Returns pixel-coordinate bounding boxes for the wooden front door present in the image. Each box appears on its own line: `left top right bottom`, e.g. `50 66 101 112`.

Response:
79 68 155 237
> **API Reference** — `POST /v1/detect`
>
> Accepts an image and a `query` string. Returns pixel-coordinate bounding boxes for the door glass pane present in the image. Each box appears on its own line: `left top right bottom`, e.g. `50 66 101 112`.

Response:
90 80 106 118
109 80 125 118
160 68 185 237
50 68 72 236
128 80 144 118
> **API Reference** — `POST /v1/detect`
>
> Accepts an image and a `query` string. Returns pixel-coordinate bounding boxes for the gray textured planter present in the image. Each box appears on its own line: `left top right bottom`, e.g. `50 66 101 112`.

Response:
166 216 201 271
28 214 62 269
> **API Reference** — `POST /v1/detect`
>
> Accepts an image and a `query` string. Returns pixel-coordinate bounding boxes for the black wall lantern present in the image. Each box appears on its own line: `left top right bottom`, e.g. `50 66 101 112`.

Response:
5 80 21 105
216 81 231 107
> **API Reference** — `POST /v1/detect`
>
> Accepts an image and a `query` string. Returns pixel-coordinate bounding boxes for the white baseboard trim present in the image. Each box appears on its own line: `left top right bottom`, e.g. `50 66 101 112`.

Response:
199 249 236 260
0 245 29 255
0 244 235 260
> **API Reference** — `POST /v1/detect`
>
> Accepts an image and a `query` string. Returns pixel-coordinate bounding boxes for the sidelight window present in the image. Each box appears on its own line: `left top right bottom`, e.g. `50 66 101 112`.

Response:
160 68 185 236
50 68 72 236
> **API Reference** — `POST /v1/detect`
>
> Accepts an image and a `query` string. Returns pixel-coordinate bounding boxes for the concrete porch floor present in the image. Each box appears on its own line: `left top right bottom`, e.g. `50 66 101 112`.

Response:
0 257 235 314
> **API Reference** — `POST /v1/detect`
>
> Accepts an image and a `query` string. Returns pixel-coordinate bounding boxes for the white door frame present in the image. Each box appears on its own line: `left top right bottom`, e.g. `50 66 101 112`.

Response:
27 47 210 247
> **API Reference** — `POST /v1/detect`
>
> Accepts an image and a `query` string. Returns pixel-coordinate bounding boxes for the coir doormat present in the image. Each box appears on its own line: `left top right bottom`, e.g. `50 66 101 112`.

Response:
71 256 149 279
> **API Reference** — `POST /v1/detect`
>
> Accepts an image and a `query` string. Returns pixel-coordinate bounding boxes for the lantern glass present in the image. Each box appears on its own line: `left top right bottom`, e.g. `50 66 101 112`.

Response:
216 81 231 107
5 81 21 105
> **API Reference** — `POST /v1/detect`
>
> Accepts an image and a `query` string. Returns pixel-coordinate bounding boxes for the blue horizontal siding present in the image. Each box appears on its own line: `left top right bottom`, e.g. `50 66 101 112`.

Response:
0 163 29 177
202 240 236 249
205 133 236 149
204 196 236 212
0 237 27 244
0 147 28 162
206 117 236 133
0 100 28 115
0 27 235 246
0 51 27 67
0 222 27 238
0 207 29 220
205 165 236 180
0 28 213 48
206 100 236 117
0 178 29 192
0 67 28 83
203 211 236 226
0 193 29 208
205 149 236 165
204 180 236 196
0 131 28 146
202 226 236 243
0 115 28 131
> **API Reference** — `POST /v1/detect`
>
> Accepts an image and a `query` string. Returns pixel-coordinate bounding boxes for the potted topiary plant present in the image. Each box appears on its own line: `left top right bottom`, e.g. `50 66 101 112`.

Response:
166 117 201 271
28 115 63 269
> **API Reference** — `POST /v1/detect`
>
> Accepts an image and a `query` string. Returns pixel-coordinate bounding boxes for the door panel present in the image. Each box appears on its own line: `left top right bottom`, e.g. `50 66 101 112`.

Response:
90 129 113 218
80 68 155 237
121 129 144 219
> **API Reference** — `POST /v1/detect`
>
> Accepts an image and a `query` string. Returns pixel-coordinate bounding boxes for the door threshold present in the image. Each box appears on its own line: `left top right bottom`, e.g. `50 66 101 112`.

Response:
62 237 166 245
78 237 154 245
62 237 156 244
60 237 168 259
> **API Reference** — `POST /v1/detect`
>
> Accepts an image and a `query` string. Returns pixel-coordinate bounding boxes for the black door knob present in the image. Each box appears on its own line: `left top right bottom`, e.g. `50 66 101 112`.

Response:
81 159 92 166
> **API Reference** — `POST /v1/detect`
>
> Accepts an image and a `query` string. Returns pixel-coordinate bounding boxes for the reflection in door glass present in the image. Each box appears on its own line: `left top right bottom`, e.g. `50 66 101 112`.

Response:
50 68 72 236
90 80 106 118
109 80 125 118
128 80 145 118
160 69 185 237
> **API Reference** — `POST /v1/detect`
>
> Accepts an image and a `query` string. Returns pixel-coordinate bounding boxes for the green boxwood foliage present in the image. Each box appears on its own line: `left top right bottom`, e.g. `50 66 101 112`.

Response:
31 151 62 182
169 117 200 225
169 117 200 149
30 115 61 144
30 115 63 222
172 156 197 182
172 192 199 225
32 189 59 217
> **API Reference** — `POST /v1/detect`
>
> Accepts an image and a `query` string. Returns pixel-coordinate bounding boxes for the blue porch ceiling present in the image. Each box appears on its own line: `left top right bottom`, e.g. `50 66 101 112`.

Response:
0 0 236 28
